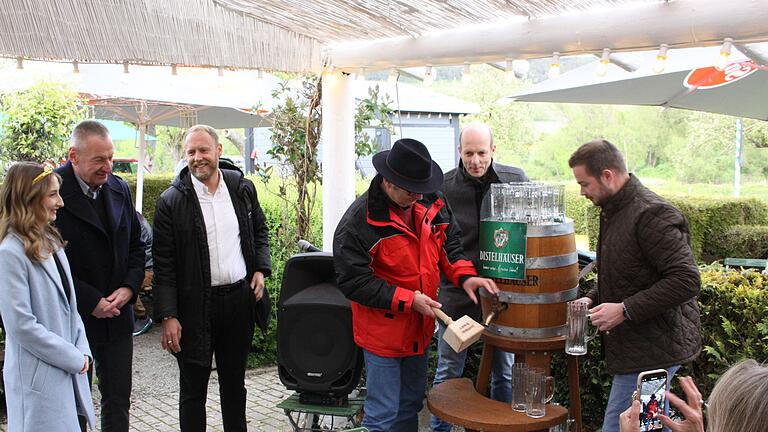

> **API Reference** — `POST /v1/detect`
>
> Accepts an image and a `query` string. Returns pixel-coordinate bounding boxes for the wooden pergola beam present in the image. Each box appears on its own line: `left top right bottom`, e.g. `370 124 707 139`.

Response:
328 0 768 70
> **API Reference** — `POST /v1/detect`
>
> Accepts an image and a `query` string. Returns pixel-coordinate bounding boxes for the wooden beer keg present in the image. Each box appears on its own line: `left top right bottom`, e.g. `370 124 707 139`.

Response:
480 219 578 339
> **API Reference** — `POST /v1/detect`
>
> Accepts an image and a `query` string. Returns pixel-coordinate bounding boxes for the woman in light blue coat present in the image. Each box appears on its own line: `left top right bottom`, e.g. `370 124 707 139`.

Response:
0 162 96 431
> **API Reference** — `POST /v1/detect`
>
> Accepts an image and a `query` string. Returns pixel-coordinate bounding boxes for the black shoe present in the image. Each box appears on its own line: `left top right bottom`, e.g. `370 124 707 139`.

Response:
133 316 153 336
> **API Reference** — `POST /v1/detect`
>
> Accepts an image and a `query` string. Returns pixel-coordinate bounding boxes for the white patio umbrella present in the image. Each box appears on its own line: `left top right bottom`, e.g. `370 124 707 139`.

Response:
0 61 278 211
505 45 768 197
506 45 768 121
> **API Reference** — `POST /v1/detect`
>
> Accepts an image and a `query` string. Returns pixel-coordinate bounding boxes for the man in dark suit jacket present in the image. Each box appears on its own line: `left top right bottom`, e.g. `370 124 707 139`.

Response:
55 120 145 432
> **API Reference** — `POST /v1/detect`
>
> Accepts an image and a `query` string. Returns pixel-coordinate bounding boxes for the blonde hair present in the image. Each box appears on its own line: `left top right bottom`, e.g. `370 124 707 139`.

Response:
707 359 768 432
0 162 65 262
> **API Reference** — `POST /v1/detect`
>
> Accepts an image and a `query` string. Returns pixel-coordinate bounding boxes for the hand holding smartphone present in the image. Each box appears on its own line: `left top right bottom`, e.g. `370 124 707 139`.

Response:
633 369 668 432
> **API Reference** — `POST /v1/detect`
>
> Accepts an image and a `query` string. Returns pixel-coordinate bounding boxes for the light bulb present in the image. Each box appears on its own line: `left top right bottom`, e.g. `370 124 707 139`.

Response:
16 57 23 70
715 38 733 71
423 65 434 87
653 44 669 74
513 59 530 77
505 59 515 82
387 69 398 84
462 63 472 84
547 52 561 79
72 60 80 74
120 61 131 86
596 48 610 77
357 67 366 81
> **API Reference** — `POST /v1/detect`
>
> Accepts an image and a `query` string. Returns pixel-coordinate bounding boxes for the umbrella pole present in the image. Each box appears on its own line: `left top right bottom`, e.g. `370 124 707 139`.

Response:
136 121 147 213
734 119 742 198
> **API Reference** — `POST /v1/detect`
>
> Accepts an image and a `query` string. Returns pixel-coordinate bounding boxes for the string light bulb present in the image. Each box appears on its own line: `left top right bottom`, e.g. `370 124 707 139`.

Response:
653 44 669 74
15 57 23 70
171 64 178 76
716 38 733 71
462 63 473 85
387 68 398 84
547 52 561 79
357 67 366 81
256 69 264 81
513 59 530 78
505 59 515 82
72 60 80 74
217 67 224 77
423 65 434 87
596 48 611 77
120 61 131 86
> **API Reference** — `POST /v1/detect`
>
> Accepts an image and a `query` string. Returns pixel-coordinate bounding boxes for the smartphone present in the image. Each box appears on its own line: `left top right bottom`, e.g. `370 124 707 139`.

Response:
634 369 668 432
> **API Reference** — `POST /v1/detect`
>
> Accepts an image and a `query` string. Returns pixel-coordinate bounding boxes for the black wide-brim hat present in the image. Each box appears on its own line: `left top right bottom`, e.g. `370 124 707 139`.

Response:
372 138 443 194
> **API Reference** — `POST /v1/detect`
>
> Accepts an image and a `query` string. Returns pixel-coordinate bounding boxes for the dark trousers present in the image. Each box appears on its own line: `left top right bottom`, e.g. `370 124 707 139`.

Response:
89 336 133 432
178 281 255 432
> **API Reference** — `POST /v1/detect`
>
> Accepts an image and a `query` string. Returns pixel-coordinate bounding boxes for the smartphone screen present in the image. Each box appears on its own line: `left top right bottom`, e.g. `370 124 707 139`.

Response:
638 370 667 431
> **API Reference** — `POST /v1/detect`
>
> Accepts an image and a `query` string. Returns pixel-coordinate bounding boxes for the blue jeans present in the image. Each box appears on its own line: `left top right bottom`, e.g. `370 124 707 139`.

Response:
362 349 429 432
430 322 513 432
602 365 681 432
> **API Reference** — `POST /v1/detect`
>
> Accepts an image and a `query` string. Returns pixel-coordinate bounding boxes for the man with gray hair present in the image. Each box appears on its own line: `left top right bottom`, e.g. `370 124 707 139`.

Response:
55 120 145 432
153 125 272 431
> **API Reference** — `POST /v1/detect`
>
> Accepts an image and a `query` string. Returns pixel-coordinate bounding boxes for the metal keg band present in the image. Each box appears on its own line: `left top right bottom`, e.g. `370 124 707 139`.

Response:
487 323 567 338
494 285 579 304
526 252 577 269
526 218 574 238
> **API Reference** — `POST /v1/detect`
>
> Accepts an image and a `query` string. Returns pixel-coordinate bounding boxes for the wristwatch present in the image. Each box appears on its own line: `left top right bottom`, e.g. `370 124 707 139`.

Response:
622 303 631 320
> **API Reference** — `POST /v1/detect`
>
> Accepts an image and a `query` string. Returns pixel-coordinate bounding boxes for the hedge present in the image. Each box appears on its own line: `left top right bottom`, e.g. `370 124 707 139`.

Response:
581 194 768 261
543 265 768 431
710 224 768 260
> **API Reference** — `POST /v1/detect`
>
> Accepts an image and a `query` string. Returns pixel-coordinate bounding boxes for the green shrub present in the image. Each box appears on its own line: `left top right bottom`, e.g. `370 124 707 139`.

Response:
581 194 768 260
687 264 768 396
710 224 768 260
540 265 768 431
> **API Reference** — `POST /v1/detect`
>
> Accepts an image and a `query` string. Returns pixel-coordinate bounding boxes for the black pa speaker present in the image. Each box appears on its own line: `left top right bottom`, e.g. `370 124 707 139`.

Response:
277 252 363 404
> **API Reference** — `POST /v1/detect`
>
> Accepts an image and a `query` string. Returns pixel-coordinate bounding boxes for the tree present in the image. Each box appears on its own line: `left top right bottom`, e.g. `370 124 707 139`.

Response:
255 75 394 249
0 81 84 166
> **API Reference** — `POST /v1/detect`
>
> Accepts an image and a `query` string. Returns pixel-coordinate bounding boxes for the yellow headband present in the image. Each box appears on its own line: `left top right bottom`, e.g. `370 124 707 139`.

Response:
32 164 53 185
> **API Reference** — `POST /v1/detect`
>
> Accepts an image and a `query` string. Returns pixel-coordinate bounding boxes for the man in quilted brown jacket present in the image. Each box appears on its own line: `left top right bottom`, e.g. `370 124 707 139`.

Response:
569 139 701 432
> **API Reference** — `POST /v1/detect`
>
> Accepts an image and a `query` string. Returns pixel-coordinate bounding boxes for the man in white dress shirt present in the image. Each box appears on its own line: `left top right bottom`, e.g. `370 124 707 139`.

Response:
152 124 272 432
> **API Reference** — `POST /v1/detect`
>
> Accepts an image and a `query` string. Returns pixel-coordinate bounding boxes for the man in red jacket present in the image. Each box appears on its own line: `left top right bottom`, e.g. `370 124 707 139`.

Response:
333 138 498 431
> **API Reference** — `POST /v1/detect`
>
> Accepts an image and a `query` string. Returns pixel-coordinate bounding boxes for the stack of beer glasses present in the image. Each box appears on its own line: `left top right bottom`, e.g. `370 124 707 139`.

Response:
487 182 566 225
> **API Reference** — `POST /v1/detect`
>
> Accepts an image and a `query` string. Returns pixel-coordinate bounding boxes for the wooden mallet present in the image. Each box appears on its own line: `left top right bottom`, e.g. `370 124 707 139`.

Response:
432 307 485 353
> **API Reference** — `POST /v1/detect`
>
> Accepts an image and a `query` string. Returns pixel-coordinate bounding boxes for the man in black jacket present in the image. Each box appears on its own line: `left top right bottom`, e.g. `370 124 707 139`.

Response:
569 139 700 432
153 125 272 432
431 122 528 432
55 120 145 432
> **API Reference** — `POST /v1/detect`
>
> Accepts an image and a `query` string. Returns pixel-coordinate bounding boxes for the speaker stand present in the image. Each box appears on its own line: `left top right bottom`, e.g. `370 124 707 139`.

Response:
277 392 365 431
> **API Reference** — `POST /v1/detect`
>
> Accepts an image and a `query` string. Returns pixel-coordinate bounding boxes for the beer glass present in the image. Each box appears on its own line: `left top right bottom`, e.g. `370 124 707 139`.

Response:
525 367 554 418
565 300 598 355
511 363 527 412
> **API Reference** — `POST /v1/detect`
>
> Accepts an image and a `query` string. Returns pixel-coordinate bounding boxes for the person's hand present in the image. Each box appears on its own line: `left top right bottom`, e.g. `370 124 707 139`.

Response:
658 376 705 432
250 271 265 301
105 287 133 310
575 296 593 307
411 291 441 318
589 302 625 331
161 317 182 354
92 298 119 318
80 355 90 374
620 399 641 432
461 277 499 304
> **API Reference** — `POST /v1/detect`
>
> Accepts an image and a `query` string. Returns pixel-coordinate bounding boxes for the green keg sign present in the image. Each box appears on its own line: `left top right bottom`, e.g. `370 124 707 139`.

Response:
478 220 527 279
